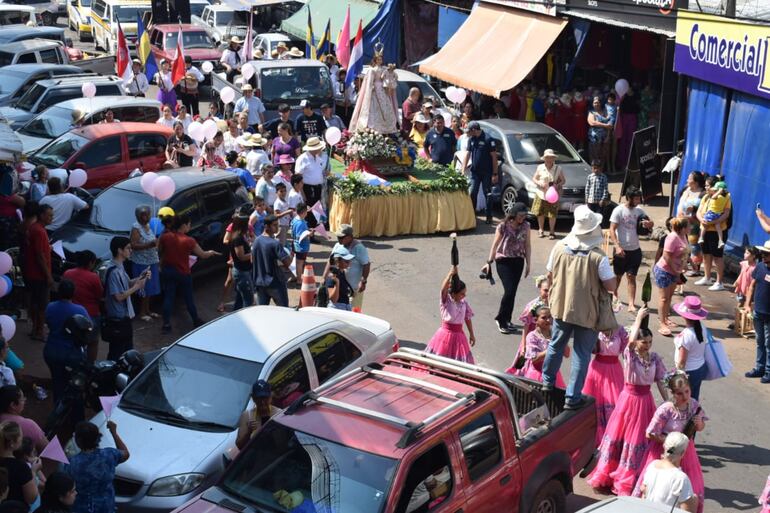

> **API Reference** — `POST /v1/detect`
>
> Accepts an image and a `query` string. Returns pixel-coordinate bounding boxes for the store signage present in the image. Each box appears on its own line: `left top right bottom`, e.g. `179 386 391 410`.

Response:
675 11 770 102
482 0 566 17
622 126 662 200
565 0 685 33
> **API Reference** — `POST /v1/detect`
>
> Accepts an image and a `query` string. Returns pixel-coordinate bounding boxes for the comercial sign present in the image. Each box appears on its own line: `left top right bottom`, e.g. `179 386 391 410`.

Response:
482 0 566 17
675 11 770 102
565 0 686 34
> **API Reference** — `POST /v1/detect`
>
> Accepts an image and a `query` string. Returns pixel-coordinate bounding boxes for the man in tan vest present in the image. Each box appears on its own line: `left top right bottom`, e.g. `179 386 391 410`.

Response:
542 205 616 409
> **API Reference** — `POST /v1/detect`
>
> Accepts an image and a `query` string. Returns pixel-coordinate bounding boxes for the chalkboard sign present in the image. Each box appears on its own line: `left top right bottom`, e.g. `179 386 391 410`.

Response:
621 126 662 202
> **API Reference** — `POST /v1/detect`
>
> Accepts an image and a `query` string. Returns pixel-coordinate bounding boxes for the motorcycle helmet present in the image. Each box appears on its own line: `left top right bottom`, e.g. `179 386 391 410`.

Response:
64 314 93 347
118 349 144 375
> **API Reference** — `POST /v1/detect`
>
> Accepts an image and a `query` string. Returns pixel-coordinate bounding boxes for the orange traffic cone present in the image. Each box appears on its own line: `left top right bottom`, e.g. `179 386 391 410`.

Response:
300 265 317 307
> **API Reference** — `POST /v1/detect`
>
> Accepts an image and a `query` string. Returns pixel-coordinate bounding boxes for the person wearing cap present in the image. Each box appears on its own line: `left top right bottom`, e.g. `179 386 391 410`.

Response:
461 121 499 224
542 205 617 409
220 36 244 82
251 214 292 307
153 58 177 115
409 112 431 148
744 240 770 383
295 137 328 228
585 158 609 215
320 103 345 131
177 55 204 116
638 432 698 512
694 174 731 291
276 41 288 58
423 114 456 166
149 206 175 236
672 296 710 400
653 217 689 336
234 84 265 132
324 224 370 310
609 185 653 313
244 134 270 177
421 100 434 120
263 103 294 139
295 100 325 141
125 59 149 97
325 246 356 310
531 148 565 238
235 380 280 450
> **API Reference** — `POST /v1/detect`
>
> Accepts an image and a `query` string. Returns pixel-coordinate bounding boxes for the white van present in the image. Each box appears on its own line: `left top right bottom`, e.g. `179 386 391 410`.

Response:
0 5 38 26
89 0 149 54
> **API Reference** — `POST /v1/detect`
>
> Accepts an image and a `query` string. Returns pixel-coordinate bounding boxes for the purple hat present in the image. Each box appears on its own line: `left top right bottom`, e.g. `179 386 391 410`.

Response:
673 296 709 321
278 154 295 165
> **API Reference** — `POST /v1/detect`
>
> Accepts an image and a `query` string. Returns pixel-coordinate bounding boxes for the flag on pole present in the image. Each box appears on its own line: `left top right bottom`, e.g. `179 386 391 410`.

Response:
136 13 157 79
344 20 363 89
243 9 254 61
170 26 186 85
115 21 133 84
305 8 316 60
336 5 350 68
310 201 327 222
316 18 331 60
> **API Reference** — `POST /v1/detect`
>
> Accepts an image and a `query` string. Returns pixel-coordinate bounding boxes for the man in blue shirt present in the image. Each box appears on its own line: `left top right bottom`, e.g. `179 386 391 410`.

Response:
233 84 266 132
225 151 256 194
461 121 499 224
423 114 456 166
252 215 292 307
745 241 770 382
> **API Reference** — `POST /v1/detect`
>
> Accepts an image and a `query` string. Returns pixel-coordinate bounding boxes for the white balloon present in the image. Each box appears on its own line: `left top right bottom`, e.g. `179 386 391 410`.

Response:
448 87 467 104
444 86 457 103
140 171 158 195
203 119 218 140
241 63 255 80
220 86 236 104
188 121 205 142
201 61 214 74
324 126 341 146
81 82 96 98
615 78 630 99
68 168 87 188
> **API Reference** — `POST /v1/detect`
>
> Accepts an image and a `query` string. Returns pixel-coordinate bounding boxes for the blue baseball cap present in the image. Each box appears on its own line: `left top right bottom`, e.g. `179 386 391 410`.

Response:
332 246 355 261
251 379 271 398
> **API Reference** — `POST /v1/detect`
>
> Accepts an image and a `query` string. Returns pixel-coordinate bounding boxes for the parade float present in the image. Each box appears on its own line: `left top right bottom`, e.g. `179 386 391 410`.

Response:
327 46 475 237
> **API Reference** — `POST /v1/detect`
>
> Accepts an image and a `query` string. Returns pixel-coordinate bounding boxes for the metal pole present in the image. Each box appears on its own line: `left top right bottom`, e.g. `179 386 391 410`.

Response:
725 0 736 17
668 73 684 216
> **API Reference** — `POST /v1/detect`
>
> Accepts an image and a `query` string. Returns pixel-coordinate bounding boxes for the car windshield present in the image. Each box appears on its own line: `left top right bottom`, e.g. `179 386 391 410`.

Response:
120 345 262 430
89 186 150 230
14 83 45 111
190 2 205 17
19 105 75 139
29 132 89 168
215 11 234 25
115 6 148 22
506 132 582 164
395 80 444 109
165 30 212 50
260 66 333 104
221 422 396 513
80 0 91 6
0 70 28 94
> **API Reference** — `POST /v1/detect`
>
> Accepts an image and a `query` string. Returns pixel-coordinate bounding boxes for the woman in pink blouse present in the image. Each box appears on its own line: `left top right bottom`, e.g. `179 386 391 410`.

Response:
426 266 476 364
510 305 566 386
653 217 690 336
587 308 669 496
632 372 706 513
506 275 549 372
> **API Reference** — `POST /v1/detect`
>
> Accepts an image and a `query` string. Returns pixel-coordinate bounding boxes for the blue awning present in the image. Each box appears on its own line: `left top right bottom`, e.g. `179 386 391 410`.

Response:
437 6 468 48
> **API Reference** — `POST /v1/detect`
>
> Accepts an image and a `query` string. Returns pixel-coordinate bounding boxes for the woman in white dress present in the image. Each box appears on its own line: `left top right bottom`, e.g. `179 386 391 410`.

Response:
348 48 398 134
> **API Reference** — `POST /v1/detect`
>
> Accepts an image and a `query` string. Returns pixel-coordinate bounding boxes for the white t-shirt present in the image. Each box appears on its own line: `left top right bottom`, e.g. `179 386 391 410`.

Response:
157 117 176 129
546 244 615 281
274 197 291 226
40 193 88 231
674 327 707 371
295 151 329 186
48 168 69 186
610 204 646 251
246 149 271 176
642 462 694 507
287 188 304 210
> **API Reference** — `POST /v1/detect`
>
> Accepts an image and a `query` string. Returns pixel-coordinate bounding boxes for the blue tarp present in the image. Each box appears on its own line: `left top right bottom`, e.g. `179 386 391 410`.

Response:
721 92 770 252
362 0 400 65
437 7 467 48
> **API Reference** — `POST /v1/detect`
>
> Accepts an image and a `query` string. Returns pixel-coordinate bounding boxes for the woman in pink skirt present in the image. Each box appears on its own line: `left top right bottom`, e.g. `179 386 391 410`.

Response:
632 372 706 513
508 305 567 387
426 266 476 364
587 308 668 496
759 473 770 513
506 275 549 372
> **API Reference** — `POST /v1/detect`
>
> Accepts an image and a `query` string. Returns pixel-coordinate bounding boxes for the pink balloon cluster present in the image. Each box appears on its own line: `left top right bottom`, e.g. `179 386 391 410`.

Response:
544 186 560 204
139 172 176 201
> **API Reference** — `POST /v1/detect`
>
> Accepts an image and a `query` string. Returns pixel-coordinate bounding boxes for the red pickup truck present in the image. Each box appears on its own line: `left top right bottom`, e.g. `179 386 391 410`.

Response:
173 349 596 513
149 24 222 71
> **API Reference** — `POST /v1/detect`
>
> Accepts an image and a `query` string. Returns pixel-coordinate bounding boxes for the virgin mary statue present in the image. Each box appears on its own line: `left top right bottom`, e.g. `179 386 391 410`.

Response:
349 44 399 134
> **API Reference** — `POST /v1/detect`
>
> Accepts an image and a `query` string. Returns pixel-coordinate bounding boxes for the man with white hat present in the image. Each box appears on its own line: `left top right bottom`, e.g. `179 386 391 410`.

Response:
542 205 617 409
125 59 149 97
295 137 328 228
220 36 244 82
745 240 770 383
234 84 265 133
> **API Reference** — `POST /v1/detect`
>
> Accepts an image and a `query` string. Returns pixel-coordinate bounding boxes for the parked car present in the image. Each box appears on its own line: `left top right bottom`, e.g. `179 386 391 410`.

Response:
89 0 150 53
0 63 83 107
360 65 450 121
576 496 687 513
252 32 291 59
149 23 221 77
172 348 596 513
68 305 397 512
0 38 114 73
191 4 247 45
188 0 208 18
1 0 65 25
67 0 91 39
478 119 593 217
16 96 161 153
52 168 250 268
0 25 85 60
0 4 38 25
0 74 124 128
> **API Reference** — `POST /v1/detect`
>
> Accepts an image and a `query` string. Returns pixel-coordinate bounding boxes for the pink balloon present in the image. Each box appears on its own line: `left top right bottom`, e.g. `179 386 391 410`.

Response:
544 186 559 204
152 176 176 201
68 168 87 188
0 252 11 275
0 315 15 341
140 172 158 195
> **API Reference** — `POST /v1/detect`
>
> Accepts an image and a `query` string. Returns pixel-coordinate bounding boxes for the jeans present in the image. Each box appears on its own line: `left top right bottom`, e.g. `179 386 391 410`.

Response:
754 312 770 375
469 172 492 218
686 361 708 401
256 278 288 307
161 266 199 327
43 343 84 406
327 302 352 311
542 318 598 405
495 257 524 325
232 268 254 310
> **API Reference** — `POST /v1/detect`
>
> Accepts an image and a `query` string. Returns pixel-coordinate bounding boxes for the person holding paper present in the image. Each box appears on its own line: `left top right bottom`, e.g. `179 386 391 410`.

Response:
291 203 312 281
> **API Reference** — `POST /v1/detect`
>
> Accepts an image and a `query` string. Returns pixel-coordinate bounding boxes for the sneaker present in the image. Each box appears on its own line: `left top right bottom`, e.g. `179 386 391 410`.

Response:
718 240 725 249
708 282 725 291
694 277 713 286
685 270 700 277
495 320 514 335
745 368 765 378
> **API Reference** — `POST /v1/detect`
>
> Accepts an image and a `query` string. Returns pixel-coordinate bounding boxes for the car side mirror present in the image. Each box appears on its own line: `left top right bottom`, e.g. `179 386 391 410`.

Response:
115 373 129 392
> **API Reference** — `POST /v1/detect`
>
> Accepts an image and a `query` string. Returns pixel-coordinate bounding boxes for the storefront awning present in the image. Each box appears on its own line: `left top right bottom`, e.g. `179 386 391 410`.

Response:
419 3 567 98
281 0 380 41
560 9 675 37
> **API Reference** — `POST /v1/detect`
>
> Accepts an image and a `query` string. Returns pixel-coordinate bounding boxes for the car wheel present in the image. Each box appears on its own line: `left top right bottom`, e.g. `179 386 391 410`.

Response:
529 480 566 513
502 185 527 216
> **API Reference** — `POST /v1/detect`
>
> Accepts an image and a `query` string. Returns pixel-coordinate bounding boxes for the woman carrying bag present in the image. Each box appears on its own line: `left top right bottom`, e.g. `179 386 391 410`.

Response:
672 296 709 400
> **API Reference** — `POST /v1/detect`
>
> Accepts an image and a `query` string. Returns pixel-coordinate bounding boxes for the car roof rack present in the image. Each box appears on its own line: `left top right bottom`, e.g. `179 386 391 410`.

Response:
284 362 490 448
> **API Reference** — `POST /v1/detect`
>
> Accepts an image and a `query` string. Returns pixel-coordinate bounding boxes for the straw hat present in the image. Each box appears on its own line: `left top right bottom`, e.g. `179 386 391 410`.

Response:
229 36 243 45
303 136 326 152
755 240 770 253
413 112 431 125
237 134 255 147
673 296 709 320
241 83 253 92
541 148 557 159
562 205 604 251
71 109 86 124
249 133 266 146
277 42 288 50
254 49 264 59
288 47 304 58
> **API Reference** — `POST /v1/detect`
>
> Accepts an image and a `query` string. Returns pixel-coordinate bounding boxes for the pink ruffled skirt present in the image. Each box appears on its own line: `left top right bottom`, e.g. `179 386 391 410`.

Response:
426 322 475 364
583 354 624 446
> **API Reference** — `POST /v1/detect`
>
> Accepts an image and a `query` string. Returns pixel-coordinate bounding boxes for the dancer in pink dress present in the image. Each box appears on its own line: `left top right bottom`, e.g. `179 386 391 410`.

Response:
587 308 669 496
506 275 549 373
426 266 476 363
759 473 770 513
632 372 706 513
511 305 567 387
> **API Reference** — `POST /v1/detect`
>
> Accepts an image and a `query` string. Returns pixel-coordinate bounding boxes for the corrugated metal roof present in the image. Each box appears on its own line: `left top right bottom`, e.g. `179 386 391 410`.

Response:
692 0 770 22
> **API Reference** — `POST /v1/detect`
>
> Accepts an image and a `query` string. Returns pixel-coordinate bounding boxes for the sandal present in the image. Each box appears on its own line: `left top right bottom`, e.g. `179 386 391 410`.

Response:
538 230 545 238
549 233 556 240
658 326 672 337
666 319 678 328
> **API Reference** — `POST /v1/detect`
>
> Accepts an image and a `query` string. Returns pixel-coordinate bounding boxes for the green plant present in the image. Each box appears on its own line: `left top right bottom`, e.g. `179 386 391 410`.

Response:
331 164 470 203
